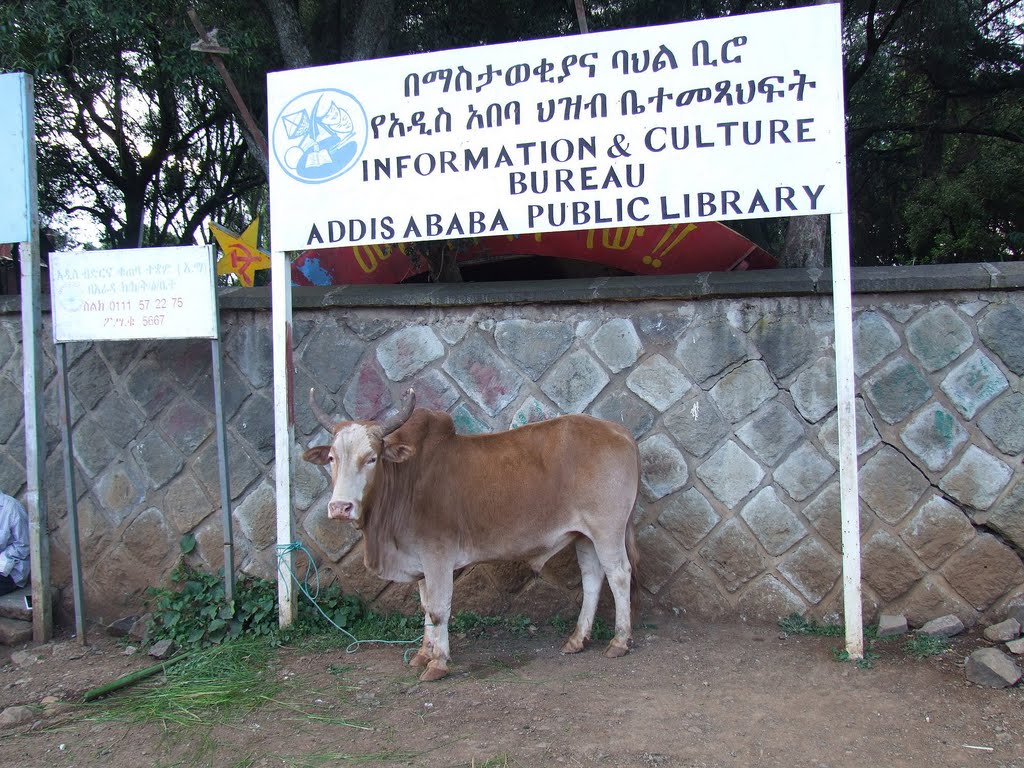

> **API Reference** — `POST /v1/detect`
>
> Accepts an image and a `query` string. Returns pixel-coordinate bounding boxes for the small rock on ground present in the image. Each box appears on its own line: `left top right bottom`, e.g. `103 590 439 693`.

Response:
10 649 42 667
1007 604 1024 628
0 617 32 646
983 618 1021 643
965 647 1022 688
877 614 908 638
918 615 965 638
0 705 36 728
148 638 176 659
105 615 138 638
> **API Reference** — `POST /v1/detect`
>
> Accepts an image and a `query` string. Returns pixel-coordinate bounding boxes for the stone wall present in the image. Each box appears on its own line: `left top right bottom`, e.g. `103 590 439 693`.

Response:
1 263 1023 628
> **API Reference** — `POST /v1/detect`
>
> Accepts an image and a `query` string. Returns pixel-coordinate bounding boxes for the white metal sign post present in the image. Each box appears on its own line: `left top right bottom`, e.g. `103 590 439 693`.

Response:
1 72 52 643
49 246 235 642
266 3 863 656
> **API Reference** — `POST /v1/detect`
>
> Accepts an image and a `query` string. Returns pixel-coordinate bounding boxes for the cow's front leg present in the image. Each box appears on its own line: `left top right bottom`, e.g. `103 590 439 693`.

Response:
418 568 454 682
409 579 432 669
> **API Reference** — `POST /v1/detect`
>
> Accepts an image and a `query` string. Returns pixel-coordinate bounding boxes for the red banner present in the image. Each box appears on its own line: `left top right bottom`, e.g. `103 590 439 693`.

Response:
290 222 774 286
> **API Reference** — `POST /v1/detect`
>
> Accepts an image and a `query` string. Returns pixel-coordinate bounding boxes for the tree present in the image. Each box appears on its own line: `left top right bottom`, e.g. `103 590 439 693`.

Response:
0 0 270 249
4 0 1020 270
844 0 1023 264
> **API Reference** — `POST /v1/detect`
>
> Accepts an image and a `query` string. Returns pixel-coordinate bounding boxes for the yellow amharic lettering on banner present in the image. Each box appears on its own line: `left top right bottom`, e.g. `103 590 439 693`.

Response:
644 224 698 268
209 219 270 287
586 227 643 252
352 243 407 274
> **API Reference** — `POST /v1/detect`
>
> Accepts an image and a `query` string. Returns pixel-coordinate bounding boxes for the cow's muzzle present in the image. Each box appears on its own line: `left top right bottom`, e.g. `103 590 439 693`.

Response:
328 500 356 521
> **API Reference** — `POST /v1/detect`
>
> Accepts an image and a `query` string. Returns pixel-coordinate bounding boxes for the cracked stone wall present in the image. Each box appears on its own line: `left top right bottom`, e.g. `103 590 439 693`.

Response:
1 264 1022 628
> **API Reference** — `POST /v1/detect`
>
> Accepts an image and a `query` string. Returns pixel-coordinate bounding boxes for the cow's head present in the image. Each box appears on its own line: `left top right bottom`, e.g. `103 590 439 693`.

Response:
302 388 416 527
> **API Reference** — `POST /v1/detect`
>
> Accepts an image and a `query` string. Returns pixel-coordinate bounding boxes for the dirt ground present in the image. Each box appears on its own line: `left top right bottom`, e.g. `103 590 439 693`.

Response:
2 611 1023 768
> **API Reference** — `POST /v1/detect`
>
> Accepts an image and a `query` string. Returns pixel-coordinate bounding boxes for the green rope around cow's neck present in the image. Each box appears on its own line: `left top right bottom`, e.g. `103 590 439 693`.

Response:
275 540 422 658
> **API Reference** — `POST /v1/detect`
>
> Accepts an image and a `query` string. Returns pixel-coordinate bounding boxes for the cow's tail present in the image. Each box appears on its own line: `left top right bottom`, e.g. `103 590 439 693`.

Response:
625 516 640 624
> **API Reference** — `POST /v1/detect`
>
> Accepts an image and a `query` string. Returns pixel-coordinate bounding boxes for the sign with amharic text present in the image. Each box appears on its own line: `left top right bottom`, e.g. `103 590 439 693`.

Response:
49 246 218 342
267 4 845 252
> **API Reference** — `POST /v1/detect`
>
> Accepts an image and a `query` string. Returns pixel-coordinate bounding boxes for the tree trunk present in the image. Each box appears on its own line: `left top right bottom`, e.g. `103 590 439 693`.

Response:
346 0 397 61
779 215 827 269
262 0 312 69
425 244 464 283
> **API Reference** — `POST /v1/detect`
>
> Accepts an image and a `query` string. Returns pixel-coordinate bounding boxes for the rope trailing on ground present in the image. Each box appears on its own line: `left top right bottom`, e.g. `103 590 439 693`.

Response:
275 540 422 657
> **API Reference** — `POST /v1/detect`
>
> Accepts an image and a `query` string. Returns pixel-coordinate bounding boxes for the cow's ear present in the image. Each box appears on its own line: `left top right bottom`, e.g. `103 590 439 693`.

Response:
303 446 331 465
383 441 415 464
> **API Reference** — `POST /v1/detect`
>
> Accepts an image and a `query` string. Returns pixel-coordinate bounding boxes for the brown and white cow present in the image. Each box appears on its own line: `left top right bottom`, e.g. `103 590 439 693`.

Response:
303 388 641 682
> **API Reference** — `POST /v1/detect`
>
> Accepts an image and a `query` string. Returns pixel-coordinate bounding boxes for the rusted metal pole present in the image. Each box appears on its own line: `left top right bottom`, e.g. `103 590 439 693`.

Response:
186 7 269 166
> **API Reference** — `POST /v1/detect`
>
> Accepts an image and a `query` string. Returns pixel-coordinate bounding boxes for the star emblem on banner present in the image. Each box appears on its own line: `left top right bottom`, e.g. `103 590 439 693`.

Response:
209 218 270 287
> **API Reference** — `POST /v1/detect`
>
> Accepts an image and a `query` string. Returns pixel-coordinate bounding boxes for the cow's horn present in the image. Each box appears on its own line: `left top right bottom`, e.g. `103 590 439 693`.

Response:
308 388 336 432
380 389 416 436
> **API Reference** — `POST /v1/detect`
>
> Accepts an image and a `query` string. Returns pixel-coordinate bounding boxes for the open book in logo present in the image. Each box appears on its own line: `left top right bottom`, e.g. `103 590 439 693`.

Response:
273 89 367 184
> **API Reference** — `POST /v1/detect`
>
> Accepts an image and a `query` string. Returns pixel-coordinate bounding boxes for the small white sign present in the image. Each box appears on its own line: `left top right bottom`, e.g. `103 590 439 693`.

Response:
49 246 218 342
267 4 846 253
0 73 33 244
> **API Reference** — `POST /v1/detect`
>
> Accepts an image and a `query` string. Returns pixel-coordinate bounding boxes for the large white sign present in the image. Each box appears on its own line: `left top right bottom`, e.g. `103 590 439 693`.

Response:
267 4 846 252
0 73 33 244
49 246 218 342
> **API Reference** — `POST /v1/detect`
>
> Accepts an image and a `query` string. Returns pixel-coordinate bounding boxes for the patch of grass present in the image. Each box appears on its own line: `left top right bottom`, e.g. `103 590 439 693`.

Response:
548 614 572 635
591 616 614 642
85 638 279 727
778 613 843 637
831 646 880 668
505 614 533 634
903 634 951 659
270 698 371 729
450 610 505 633
547 614 615 642
450 611 533 635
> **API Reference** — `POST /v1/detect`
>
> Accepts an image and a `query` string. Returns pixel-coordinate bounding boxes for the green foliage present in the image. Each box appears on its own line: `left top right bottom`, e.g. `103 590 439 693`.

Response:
295 585 368 632
447 610 534 635
449 610 503 633
903 634 951 660
831 646 879 669
778 613 844 638
548 614 572 636
146 566 425 650
0 0 269 249
146 564 279 648
591 616 614 642
3 0 1020 266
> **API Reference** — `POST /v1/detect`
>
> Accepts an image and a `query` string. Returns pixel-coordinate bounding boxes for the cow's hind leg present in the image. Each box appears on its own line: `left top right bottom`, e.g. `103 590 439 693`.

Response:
562 537 603 654
417 568 454 682
594 540 633 658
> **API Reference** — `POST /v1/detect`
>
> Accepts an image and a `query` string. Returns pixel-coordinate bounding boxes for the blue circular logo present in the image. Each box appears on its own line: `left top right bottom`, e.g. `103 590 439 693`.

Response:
272 89 368 184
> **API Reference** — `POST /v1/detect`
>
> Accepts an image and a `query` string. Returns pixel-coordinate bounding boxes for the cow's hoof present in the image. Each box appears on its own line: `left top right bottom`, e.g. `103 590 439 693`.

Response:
409 650 431 668
560 636 587 654
418 664 449 682
604 641 629 658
